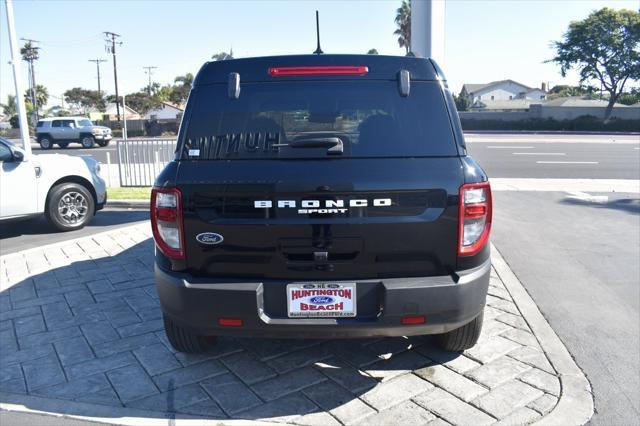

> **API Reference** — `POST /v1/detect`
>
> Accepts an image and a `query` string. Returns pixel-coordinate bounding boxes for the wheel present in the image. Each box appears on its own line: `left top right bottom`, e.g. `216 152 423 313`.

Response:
80 135 95 148
435 312 484 352
45 183 95 232
58 142 69 149
163 315 216 353
96 140 110 147
39 137 53 150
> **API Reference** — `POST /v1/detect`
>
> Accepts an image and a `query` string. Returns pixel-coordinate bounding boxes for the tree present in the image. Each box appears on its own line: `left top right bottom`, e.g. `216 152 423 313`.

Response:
212 49 234 61
454 93 469 111
617 87 640 105
367 49 379 55
1 95 17 116
24 85 48 109
549 8 640 120
547 84 598 99
124 91 162 115
64 88 106 113
394 0 411 54
171 73 194 104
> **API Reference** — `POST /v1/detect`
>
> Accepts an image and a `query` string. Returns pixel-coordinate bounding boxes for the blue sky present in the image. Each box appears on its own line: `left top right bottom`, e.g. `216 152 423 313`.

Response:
1 0 637 108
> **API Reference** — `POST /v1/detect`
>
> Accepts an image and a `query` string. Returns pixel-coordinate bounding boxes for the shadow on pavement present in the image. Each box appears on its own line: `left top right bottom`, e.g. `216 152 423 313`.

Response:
0 239 459 423
561 196 640 215
0 210 150 256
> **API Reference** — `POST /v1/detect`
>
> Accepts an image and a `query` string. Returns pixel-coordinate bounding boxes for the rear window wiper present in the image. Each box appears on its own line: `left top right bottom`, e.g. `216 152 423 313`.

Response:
274 137 343 155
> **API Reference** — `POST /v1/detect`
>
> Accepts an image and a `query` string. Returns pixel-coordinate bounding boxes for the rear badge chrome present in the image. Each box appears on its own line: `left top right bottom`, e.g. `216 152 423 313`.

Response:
195 232 224 245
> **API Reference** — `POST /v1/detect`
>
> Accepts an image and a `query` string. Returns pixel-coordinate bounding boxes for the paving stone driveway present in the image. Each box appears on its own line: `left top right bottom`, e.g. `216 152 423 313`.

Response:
1 224 562 425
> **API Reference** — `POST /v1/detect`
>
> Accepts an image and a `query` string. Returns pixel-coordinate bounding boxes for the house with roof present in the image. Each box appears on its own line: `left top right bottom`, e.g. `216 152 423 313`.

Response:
462 80 547 107
144 102 184 121
88 103 140 121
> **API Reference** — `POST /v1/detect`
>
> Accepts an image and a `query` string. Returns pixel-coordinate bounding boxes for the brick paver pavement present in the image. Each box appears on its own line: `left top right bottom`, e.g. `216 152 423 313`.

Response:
0 224 562 425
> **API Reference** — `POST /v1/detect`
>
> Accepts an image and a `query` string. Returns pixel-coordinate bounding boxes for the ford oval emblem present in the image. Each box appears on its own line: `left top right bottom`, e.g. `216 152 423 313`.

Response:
196 232 224 245
310 296 334 304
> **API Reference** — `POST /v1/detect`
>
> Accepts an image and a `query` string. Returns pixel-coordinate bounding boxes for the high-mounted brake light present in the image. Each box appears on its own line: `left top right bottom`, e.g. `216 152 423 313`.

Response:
458 181 492 257
268 65 369 77
151 188 185 260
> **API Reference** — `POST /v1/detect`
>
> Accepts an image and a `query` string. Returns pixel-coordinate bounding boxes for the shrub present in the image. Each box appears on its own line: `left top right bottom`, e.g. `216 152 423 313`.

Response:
460 115 639 132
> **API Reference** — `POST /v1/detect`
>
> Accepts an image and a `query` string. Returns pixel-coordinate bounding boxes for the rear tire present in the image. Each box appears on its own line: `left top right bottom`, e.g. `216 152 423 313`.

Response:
163 315 216 353
80 135 95 148
39 137 53 150
435 311 484 352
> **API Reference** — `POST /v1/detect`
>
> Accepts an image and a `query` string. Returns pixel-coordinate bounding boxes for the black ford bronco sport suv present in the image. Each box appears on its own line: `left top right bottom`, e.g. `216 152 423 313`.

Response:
152 54 492 353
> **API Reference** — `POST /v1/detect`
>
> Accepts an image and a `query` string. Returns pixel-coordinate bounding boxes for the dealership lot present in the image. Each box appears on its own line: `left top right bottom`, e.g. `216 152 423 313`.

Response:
1 132 638 424
0 224 588 425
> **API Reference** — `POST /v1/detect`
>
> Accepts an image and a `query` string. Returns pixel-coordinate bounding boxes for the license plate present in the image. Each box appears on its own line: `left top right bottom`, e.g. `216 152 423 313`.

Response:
287 282 357 318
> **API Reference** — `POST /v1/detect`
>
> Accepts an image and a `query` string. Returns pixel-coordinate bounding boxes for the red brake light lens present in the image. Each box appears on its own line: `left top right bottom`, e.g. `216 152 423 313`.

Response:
268 65 369 77
151 188 184 260
458 181 492 257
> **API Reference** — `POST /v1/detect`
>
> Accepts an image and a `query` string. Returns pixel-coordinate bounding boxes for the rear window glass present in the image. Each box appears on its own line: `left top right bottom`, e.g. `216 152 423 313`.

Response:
180 81 457 159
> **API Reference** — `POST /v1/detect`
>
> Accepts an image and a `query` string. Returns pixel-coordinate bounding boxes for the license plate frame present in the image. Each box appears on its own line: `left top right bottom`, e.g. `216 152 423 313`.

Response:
286 282 357 318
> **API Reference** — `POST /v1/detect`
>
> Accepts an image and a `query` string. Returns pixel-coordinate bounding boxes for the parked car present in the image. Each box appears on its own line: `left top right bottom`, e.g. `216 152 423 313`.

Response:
36 117 112 149
0 137 106 231
152 55 492 353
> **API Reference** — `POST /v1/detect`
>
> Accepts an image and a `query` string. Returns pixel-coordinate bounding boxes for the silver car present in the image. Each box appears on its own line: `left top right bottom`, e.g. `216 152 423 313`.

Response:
36 117 112 149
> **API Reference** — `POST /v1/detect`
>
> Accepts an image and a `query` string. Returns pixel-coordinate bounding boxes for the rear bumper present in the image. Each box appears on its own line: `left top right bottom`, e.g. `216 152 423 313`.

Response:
155 258 491 338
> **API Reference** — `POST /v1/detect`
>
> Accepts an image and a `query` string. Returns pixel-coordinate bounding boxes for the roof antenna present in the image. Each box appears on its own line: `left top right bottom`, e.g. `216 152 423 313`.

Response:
313 10 323 54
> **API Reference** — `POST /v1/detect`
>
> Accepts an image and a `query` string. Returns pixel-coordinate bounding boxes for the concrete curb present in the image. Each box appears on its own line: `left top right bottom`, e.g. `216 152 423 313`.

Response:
106 199 149 209
491 244 594 426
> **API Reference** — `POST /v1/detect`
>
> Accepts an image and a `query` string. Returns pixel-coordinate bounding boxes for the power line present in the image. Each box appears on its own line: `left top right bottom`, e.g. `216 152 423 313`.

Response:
88 59 107 94
143 66 158 95
104 31 122 121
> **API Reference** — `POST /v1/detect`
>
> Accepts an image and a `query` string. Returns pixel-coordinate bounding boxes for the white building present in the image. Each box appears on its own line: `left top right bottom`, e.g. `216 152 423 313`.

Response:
462 80 547 106
144 102 184 121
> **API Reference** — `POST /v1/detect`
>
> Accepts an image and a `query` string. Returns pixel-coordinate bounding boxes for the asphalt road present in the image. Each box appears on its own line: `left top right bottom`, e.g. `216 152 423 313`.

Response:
492 191 640 425
0 208 148 255
467 140 640 179
23 133 640 180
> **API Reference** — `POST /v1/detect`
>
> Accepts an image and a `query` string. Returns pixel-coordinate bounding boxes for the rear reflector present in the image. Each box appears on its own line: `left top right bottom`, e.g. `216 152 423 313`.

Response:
268 65 369 77
401 315 426 325
218 318 243 327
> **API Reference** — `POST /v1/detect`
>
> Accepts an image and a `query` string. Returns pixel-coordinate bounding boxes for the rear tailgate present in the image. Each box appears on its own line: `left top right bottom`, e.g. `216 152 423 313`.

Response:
178 157 463 280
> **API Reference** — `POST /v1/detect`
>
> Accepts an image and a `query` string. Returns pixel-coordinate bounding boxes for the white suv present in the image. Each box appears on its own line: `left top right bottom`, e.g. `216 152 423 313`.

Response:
0 137 107 231
36 117 112 149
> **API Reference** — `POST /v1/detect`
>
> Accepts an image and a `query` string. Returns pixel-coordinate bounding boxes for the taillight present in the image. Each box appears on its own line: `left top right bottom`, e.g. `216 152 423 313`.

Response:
151 188 184 260
458 181 492 257
268 65 369 77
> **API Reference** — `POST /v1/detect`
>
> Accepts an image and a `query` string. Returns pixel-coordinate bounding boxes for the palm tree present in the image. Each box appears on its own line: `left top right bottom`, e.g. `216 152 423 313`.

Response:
174 73 194 88
1 95 17 116
211 48 234 61
24 85 48 108
171 73 194 104
394 0 411 54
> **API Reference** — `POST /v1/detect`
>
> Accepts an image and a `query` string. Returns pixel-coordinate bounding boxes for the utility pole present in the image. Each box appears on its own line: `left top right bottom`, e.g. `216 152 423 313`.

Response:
20 37 41 123
104 31 122 121
143 66 157 95
88 59 107 93
4 0 31 153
